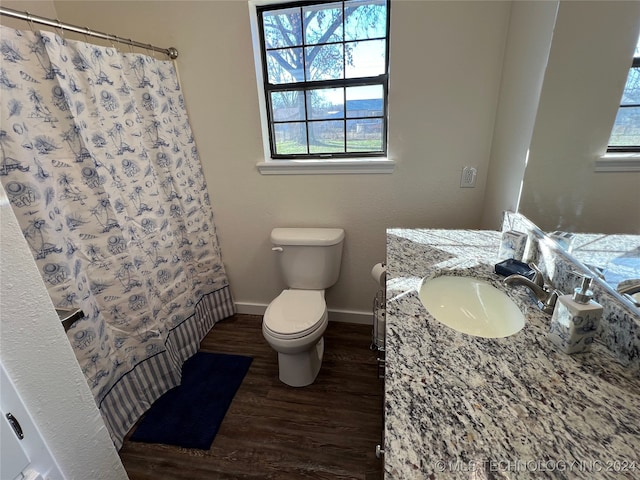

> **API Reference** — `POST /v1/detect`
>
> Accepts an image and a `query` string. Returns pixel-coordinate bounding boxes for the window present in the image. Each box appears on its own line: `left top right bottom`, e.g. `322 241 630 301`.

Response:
255 0 390 160
608 34 640 152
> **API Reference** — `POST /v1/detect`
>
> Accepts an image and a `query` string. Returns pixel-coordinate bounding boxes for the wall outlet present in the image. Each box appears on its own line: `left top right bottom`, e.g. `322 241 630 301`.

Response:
460 166 477 188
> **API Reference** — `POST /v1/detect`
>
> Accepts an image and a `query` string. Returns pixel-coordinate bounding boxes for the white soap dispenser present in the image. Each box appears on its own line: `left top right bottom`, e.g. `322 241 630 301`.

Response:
548 276 603 354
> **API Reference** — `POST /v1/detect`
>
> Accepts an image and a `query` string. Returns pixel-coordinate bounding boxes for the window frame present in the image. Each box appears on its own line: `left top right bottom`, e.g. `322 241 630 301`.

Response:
607 57 640 153
255 0 391 161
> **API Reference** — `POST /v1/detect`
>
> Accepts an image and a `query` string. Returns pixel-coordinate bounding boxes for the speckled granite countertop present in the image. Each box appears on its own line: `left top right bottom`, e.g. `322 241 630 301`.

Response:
384 229 640 479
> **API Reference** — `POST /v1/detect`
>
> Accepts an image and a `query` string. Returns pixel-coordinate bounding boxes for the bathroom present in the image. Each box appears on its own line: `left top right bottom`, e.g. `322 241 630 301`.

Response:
1 0 638 479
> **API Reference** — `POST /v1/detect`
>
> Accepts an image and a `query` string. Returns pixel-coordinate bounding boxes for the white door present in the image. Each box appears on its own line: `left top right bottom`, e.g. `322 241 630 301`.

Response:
1 408 31 480
0 363 63 480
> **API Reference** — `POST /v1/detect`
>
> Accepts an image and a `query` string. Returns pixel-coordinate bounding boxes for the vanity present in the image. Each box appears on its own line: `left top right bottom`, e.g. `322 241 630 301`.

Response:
383 222 640 479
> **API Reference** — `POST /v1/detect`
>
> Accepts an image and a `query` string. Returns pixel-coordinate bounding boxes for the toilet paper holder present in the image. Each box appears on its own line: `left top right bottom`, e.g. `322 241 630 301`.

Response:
371 263 386 352
371 262 386 286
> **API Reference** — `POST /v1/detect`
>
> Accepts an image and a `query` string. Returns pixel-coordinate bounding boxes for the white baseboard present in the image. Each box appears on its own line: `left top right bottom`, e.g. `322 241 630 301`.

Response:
234 302 267 317
327 309 373 325
234 302 372 325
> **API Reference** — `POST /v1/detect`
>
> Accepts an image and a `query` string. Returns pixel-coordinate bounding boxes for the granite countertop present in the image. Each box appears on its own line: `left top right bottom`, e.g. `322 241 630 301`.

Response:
384 229 640 479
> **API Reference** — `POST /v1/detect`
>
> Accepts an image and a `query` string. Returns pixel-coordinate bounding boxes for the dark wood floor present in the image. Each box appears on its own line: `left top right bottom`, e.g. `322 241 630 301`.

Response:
119 314 384 480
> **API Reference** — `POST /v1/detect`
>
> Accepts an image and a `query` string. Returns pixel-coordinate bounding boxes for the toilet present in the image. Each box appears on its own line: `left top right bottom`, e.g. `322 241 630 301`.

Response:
263 227 345 387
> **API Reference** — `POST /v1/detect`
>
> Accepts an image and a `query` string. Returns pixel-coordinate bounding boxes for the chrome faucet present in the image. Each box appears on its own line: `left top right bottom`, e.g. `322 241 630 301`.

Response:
617 281 640 296
617 281 640 307
504 264 560 314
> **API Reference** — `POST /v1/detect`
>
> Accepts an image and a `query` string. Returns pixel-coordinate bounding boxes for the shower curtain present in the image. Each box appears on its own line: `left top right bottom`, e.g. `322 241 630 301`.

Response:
0 25 235 448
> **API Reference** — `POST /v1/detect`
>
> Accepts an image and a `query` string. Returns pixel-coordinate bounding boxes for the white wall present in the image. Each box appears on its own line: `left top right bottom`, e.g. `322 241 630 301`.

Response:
52 0 511 316
0 180 128 479
481 1 559 230
519 1 640 234
1 0 58 23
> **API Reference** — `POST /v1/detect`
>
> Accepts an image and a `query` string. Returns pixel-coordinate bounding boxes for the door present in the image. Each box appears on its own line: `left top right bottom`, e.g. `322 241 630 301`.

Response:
0 363 63 480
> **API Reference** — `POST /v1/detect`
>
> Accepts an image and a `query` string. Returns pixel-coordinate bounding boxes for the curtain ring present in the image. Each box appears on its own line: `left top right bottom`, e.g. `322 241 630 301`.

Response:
26 11 35 32
84 26 91 43
56 19 65 39
129 39 135 54
112 34 122 53
148 44 156 60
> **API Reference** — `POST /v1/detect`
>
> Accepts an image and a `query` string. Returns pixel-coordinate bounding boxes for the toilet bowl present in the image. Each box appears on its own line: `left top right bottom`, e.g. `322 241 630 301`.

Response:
263 289 328 387
263 227 344 387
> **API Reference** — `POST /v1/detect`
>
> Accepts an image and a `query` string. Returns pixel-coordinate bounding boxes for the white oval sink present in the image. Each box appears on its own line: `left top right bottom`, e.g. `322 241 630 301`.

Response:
418 275 525 338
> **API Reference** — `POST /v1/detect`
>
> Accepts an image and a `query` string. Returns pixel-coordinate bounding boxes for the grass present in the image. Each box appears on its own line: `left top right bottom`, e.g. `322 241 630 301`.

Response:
275 138 383 155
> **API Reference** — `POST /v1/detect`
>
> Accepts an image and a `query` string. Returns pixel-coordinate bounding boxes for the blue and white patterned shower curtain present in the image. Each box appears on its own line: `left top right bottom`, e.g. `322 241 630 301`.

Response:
0 25 235 448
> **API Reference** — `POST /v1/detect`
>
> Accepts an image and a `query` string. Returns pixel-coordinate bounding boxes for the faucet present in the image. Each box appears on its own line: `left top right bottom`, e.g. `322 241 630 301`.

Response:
617 281 640 296
617 281 640 307
504 264 560 314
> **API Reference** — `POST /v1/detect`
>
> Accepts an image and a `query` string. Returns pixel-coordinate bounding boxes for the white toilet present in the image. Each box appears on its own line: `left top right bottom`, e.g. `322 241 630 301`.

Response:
262 227 345 387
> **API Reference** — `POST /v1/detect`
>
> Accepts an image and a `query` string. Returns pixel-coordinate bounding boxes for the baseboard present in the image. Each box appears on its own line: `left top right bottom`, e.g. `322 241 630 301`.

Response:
234 302 373 325
327 309 373 325
234 302 267 317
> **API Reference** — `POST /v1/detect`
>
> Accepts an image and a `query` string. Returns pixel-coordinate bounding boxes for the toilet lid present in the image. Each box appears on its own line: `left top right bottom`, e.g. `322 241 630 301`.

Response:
264 290 326 337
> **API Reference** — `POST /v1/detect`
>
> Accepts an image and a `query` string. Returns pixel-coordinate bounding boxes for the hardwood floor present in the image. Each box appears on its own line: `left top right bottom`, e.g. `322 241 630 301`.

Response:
119 314 384 480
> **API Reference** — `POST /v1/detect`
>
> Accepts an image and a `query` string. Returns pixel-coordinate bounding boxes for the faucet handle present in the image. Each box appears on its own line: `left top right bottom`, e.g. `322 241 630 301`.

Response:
528 263 545 288
540 289 561 315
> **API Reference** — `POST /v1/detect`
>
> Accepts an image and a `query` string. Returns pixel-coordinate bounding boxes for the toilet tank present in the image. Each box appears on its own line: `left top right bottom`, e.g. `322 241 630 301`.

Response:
271 228 345 290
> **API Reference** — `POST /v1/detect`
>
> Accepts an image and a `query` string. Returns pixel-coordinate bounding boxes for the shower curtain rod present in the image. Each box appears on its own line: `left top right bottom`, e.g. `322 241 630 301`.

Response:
0 6 179 59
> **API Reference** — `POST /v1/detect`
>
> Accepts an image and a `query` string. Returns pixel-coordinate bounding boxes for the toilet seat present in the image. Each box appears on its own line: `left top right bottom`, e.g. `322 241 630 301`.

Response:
264 290 326 340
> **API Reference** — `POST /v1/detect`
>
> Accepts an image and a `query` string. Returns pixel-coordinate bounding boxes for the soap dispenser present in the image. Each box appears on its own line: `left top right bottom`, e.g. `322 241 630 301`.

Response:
548 276 603 354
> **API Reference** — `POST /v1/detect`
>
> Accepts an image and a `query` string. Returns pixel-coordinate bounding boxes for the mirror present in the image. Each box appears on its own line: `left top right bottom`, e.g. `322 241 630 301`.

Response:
512 2 640 306
546 231 640 306
505 212 640 313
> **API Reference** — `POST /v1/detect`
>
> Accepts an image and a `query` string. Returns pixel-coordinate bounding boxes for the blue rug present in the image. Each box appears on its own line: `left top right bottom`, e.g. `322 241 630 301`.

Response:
130 352 252 450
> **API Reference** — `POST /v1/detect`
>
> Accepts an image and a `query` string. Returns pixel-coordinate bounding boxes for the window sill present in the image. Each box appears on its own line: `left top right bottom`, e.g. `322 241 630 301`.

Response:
256 158 395 175
595 154 640 172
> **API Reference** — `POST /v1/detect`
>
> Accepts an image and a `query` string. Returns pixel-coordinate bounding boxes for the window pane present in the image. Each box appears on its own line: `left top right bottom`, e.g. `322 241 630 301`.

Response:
609 107 640 147
307 88 344 120
346 85 383 118
263 8 302 48
274 123 308 154
258 0 389 159
303 2 343 45
309 121 345 153
345 0 387 41
345 40 385 78
347 119 383 152
621 68 640 106
271 91 305 121
305 44 344 81
267 48 304 84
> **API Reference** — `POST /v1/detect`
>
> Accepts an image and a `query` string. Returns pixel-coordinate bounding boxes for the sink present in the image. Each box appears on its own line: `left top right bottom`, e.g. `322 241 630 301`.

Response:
418 275 525 338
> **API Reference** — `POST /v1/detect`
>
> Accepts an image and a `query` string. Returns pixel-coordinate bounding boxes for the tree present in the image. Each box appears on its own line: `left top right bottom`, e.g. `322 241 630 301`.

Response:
263 1 386 83
261 1 386 151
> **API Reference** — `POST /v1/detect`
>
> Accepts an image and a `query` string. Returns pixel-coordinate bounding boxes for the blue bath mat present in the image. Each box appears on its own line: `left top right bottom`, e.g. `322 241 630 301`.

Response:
130 352 252 450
